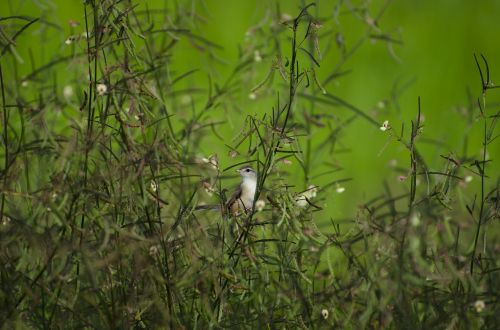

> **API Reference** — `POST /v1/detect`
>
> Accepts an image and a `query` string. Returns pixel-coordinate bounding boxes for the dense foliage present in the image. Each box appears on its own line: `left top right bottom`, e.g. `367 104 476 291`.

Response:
0 1 498 328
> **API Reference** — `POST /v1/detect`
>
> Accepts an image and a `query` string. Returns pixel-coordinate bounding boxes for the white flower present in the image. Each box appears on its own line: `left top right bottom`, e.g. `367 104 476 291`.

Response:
311 21 322 30
65 36 74 45
295 185 318 208
282 159 292 165
228 150 239 158
380 120 390 131
63 85 74 99
254 50 262 62
308 185 318 198
21 80 29 87
248 92 257 100
474 300 485 313
150 181 157 192
335 186 345 194
255 199 266 212
2 216 11 226
149 245 159 257
465 175 473 183
295 197 308 208
208 155 218 169
321 309 329 320
97 83 107 96
201 154 219 170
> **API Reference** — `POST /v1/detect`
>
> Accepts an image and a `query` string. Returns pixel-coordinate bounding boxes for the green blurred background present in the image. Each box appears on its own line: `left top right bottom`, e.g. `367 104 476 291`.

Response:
2 0 499 220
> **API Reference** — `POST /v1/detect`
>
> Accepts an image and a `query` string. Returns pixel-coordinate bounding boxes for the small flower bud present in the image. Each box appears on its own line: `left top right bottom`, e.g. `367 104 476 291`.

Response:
149 245 159 257
380 120 390 132
97 83 107 96
474 300 485 313
255 199 266 212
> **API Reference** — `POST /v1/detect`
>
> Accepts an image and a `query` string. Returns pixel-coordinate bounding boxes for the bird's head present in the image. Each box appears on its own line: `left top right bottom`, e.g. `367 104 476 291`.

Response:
237 166 257 180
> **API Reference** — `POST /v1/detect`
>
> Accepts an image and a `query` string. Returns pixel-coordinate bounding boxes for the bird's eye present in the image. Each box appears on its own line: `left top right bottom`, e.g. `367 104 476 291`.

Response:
245 168 250 172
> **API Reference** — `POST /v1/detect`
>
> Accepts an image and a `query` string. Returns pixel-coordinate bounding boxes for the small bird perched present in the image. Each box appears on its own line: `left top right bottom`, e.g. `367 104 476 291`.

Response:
195 166 258 216
226 166 258 215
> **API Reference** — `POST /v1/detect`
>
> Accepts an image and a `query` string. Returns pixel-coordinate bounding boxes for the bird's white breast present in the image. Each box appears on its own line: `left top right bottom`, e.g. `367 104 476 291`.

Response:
240 177 257 209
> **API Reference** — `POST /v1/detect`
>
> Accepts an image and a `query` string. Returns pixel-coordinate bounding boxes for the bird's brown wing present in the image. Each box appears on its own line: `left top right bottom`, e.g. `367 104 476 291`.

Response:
226 185 242 215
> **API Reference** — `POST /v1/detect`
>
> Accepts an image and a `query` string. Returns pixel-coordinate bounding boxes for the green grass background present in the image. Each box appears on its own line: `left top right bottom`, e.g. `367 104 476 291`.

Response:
2 0 499 220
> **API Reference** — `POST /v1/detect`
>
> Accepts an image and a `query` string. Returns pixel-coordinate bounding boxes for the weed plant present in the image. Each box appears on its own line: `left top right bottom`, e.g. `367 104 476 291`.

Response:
0 0 498 328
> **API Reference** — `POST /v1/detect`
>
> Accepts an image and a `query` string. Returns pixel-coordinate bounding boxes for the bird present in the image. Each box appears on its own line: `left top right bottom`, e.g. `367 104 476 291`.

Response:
196 166 258 216
225 166 258 215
